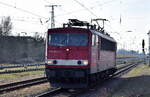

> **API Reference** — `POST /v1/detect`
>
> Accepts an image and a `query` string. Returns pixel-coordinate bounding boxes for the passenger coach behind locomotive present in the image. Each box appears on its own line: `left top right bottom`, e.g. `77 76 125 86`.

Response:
45 19 117 88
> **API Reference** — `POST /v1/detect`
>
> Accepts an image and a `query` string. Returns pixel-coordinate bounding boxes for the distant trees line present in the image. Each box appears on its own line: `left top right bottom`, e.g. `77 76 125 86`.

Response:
0 16 12 36
0 16 44 41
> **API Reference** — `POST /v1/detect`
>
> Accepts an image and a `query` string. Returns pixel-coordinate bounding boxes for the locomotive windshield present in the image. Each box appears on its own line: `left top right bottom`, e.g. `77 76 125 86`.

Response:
48 33 88 46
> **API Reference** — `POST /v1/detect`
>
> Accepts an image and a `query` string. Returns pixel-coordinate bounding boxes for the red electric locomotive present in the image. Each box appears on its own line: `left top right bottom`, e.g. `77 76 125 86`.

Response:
45 19 117 88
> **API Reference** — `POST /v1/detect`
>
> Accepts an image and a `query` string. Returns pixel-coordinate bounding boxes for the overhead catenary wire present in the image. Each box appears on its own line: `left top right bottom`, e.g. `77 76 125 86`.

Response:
12 18 42 24
0 1 47 19
44 0 117 19
71 0 120 18
98 0 120 7
43 0 50 3
0 0 126 36
72 0 98 18
56 7 97 18
45 0 122 23
57 6 78 19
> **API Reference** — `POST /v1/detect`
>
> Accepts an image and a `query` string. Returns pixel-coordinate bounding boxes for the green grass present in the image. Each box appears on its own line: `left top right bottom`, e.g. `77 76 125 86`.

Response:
109 64 150 97
0 62 44 66
0 65 45 72
0 71 44 79
124 65 150 77
117 54 137 58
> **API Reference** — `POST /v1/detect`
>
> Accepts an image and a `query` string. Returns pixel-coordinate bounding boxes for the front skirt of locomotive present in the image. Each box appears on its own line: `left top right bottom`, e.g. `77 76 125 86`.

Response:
45 68 89 88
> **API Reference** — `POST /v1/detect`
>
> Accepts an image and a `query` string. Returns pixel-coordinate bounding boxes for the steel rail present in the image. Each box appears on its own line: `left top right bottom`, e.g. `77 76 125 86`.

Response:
0 68 44 74
67 61 143 97
0 77 48 93
0 64 44 69
0 57 141 69
35 61 143 97
35 88 63 97
113 61 142 77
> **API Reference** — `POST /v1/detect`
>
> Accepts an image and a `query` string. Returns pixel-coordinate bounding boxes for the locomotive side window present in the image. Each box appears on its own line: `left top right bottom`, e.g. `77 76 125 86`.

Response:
95 35 99 45
101 38 116 51
92 34 96 46
49 33 88 46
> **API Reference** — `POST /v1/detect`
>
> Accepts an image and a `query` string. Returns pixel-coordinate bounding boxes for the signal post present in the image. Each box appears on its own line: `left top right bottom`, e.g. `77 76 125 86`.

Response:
147 31 150 66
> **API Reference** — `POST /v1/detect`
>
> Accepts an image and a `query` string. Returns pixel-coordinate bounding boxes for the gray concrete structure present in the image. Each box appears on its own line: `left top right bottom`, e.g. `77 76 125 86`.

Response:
0 36 45 64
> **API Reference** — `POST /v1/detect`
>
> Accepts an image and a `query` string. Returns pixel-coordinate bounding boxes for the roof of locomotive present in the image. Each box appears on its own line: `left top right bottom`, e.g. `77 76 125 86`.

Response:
48 27 116 43
48 27 89 32
90 29 116 42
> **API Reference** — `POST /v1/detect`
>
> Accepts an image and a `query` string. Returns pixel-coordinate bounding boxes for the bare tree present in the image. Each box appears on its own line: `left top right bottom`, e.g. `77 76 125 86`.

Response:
0 16 12 36
34 32 43 41
34 32 40 39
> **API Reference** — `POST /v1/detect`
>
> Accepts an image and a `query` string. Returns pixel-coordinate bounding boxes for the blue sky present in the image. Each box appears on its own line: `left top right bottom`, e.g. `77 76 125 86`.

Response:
0 0 149 52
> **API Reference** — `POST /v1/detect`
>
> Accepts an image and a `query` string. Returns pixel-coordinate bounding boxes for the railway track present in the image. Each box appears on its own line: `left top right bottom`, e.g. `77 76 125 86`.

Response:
0 77 48 94
0 57 143 74
35 61 143 97
35 88 87 97
0 61 143 96
114 61 142 76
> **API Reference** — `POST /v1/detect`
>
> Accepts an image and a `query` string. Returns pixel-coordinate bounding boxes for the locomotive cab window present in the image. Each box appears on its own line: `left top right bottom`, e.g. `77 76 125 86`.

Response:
49 33 88 46
101 38 116 51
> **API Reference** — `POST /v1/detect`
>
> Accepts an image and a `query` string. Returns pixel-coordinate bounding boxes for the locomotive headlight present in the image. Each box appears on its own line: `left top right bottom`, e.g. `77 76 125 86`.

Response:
83 60 88 65
47 60 53 64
